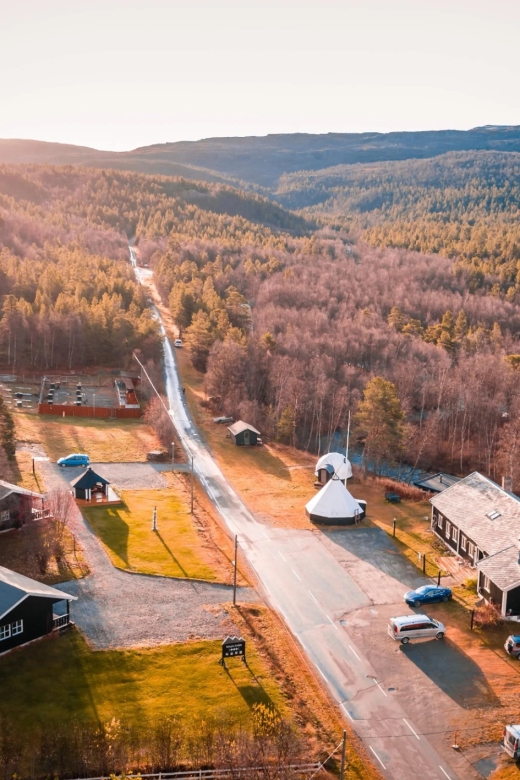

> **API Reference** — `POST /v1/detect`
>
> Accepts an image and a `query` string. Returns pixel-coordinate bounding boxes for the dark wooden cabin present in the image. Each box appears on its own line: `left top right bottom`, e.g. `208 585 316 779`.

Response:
0 566 76 654
0 480 45 531
227 420 260 446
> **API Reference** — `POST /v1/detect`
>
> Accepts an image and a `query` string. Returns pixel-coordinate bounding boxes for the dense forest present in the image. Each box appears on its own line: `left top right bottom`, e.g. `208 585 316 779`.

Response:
3 160 520 484
277 151 520 295
0 166 308 371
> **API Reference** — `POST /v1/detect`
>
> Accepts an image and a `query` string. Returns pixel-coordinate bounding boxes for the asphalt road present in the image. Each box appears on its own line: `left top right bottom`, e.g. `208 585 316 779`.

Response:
131 248 467 780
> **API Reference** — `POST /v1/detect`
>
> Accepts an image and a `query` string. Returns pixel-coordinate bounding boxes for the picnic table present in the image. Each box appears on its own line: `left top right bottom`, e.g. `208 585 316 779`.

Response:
385 492 402 503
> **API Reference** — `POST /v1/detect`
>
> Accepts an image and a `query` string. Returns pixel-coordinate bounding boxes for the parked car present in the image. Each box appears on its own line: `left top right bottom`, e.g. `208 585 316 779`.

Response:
213 416 234 424
503 724 520 758
57 453 90 468
174 339 182 347
403 585 452 607
388 614 446 644
504 635 520 659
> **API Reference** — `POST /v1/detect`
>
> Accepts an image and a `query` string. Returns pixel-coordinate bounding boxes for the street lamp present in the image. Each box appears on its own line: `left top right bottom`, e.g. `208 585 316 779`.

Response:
190 452 194 514
172 442 175 471
93 393 96 419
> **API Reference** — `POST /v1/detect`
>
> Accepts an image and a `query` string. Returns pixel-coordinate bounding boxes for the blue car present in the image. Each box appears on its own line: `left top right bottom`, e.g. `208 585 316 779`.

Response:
404 585 452 607
57 453 90 468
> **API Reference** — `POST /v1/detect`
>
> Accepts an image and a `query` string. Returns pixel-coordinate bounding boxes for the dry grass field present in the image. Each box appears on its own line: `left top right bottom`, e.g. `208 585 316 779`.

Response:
14 411 162 462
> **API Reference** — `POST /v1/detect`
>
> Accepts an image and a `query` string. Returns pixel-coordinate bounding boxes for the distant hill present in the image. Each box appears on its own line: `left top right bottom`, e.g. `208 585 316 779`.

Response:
3 126 520 188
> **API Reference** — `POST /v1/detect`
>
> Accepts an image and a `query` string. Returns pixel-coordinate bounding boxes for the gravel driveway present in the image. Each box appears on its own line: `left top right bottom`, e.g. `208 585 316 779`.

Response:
40 461 257 649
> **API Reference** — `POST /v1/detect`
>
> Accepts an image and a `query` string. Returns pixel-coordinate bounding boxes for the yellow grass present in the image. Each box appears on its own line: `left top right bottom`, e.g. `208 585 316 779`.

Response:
83 489 217 580
15 412 162 462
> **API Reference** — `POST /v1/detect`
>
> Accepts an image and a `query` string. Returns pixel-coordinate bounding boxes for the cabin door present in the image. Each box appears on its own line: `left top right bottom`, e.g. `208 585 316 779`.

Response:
244 430 250 445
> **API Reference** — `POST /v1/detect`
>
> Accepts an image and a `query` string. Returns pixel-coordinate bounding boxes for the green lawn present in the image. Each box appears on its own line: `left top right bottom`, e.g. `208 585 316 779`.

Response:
83 490 216 580
0 631 284 732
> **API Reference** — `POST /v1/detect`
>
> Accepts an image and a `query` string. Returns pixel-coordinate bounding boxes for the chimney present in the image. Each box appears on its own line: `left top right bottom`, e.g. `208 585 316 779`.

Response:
502 476 513 492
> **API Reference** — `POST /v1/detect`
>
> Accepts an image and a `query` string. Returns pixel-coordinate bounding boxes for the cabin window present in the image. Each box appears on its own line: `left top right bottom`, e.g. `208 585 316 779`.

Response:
481 574 491 592
0 624 11 641
11 620 23 636
452 527 459 543
437 514 443 529
468 541 475 557
460 535 467 551
445 521 451 537
0 510 9 524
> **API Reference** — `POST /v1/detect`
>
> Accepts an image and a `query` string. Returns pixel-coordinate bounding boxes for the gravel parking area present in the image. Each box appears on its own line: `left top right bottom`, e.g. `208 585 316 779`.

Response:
40 460 257 649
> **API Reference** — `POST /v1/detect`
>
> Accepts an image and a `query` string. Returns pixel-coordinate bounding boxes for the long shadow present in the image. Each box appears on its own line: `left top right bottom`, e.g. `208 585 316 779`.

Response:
324 526 426 588
155 530 190 578
240 447 292 481
84 506 130 565
401 639 501 709
223 662 276 710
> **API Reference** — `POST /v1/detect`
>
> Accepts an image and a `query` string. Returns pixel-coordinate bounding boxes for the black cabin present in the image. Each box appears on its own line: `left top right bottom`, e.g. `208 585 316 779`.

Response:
0 566 76 654
70 467 110 501
227 420 260 446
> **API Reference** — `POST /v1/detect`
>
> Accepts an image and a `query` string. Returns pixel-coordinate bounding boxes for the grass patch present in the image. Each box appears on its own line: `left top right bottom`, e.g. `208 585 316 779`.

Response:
15 412 162 462
0 525 89 584
0 630 284 732
83 489 217 580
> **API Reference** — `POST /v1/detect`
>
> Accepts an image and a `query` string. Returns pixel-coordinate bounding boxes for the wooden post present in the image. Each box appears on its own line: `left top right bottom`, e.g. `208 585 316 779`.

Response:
392 519 396 537
437 570 441 587
470 610 475 630
233 535 238 606
422 553 426 574
340 729 347 780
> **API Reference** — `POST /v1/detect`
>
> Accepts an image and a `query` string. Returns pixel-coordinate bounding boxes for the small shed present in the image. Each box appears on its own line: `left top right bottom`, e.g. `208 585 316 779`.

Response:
227 420 260 446
0 480 45 531
70 467 110 501
305 478 366 526
413 472 460 494
477 545 520 618
0 566 76 654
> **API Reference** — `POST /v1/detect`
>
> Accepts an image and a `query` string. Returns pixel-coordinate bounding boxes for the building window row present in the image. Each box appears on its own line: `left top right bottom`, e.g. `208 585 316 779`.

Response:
0 619 23 641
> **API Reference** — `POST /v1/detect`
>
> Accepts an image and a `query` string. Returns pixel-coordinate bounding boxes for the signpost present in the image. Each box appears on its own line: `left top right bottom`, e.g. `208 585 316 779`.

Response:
221 636 246 667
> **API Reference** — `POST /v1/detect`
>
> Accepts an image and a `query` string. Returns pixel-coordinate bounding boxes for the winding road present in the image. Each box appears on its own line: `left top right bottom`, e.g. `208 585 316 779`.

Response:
130 247 468 780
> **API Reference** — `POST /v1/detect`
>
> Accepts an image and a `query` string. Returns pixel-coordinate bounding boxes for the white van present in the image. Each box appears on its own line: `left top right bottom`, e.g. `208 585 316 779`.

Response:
388 614 446 644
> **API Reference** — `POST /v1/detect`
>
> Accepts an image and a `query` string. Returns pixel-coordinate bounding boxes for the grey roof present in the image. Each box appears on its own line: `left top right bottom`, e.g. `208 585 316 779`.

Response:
431 471 520 556
477 546 520 591
414 472 460 493
227 420 260 436
0 565 76 620
70 467 109 489
0 480 44 502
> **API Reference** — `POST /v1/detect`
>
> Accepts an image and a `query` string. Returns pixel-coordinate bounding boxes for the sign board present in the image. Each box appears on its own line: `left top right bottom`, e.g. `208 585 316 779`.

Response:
221 636 246 663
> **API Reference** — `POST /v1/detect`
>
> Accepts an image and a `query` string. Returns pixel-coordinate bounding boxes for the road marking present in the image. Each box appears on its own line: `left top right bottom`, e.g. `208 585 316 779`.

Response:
403 718 420 740
278 551 287 562
376 681 388 697
292 568 301 581
439 768 452 780
340 703 354 721
348 644 362 662
327 615 338 629
317 667 328 682
308 590 319 605
369 746 386 770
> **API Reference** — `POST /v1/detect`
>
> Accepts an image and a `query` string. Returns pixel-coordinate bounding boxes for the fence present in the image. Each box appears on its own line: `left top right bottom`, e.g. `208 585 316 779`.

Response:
38 403 141 419
70 763 323 780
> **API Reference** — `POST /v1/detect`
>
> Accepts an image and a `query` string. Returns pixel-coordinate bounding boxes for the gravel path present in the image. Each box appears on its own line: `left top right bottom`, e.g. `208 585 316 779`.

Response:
40 461 257 649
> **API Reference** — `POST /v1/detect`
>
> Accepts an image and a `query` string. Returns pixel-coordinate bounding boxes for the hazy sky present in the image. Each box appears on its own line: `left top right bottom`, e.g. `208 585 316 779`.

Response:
1 0 519 150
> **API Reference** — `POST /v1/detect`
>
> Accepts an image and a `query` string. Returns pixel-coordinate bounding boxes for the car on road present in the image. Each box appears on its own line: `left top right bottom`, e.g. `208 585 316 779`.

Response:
504 635 520 659
174 339 182 347
57 453 90 468
404 585 452 607
388 614 446 644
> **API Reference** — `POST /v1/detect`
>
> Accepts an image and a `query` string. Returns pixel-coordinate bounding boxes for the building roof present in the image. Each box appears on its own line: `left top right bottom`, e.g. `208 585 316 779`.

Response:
413 472 460 493
0 479 44 502
306 477 362 520
227 420 260 436
0 565 76 620
315 452 352 480
431 471 520 556
69 467 110 490
477 546 520 591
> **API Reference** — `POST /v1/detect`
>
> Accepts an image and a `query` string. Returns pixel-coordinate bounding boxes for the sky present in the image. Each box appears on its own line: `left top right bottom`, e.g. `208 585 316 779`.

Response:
1 0 519 151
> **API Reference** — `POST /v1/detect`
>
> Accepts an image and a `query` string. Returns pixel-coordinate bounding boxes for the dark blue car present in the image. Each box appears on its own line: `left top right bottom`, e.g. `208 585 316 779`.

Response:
403 585 452 607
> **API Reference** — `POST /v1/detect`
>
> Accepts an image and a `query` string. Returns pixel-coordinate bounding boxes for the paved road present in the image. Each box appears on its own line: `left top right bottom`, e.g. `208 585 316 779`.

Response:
131 248 468 780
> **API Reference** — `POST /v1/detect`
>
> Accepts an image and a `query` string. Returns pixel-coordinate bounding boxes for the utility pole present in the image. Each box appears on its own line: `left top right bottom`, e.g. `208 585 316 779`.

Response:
171 441 175 471
233 535 238 606
340 730 347 780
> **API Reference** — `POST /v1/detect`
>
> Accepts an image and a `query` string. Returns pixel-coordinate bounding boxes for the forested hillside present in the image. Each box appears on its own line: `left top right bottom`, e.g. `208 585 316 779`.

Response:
277 151 520 295
0 165 307 370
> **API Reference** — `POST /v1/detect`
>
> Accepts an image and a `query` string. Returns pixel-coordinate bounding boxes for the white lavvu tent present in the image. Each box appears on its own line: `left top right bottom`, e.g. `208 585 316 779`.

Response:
315 451 353 481
305 477 363 525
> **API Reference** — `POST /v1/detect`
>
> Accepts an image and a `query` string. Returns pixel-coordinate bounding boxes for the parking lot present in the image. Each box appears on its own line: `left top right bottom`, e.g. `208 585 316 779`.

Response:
322 527 518 778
